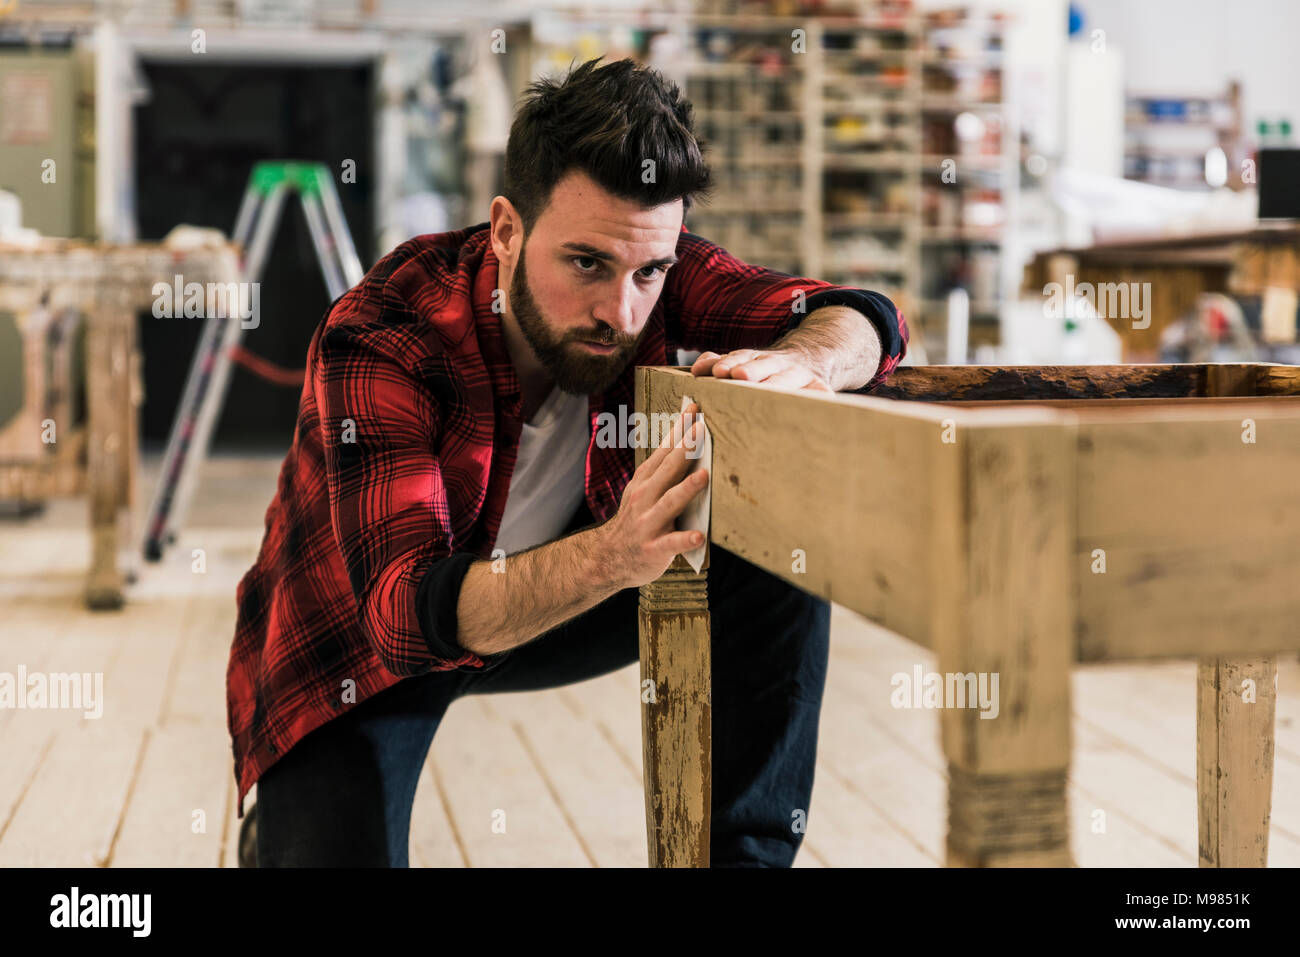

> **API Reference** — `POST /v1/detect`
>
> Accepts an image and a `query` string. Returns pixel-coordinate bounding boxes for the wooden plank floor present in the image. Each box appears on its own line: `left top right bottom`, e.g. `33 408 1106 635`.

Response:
1 451 1298 867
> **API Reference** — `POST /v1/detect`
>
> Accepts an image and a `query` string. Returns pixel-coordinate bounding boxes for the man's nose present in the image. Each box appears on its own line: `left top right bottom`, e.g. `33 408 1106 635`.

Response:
591 279 639 337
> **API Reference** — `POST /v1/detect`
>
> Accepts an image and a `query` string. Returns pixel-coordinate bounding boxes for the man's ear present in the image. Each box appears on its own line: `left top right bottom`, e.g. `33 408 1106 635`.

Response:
489 196 522 266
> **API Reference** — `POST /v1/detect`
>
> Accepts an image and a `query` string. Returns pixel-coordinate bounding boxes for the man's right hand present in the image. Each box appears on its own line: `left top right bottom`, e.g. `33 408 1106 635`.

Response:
455 403 711 658
596 401 710 590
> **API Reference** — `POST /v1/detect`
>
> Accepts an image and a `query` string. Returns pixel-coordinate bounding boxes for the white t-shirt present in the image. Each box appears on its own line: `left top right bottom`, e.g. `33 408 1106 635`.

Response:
492 384 589 555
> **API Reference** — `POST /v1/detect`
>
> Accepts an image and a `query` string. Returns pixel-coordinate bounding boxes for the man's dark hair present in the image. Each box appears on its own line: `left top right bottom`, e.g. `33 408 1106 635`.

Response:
502 56 715 234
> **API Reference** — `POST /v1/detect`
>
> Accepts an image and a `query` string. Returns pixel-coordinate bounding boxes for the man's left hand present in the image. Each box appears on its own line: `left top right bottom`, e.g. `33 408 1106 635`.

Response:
689 349 833 392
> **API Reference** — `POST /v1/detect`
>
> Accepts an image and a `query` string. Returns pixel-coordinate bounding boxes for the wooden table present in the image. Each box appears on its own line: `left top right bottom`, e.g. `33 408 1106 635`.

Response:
0 239 241 609
635 361 1300 867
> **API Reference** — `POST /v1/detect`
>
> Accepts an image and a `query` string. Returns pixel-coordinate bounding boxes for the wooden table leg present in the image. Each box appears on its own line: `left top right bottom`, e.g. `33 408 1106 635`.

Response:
122 298 143 588
1197 656 1276 866
639 552 711 867
934 423 1075 867
85 299 132 610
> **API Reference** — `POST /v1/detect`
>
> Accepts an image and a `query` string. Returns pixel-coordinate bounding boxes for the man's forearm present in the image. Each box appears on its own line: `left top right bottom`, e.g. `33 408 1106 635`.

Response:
773 304 883 392
455 524 626 656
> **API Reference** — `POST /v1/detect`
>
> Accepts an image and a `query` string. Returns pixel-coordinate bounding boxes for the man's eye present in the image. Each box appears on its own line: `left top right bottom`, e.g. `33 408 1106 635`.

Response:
570 258 667 280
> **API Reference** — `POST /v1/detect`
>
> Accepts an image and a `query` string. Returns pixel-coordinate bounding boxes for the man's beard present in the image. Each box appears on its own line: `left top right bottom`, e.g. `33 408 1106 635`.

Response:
508 241 640 395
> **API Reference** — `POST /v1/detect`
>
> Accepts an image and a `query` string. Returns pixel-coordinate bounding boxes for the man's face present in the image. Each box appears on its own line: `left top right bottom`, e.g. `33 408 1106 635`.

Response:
506 170 683 395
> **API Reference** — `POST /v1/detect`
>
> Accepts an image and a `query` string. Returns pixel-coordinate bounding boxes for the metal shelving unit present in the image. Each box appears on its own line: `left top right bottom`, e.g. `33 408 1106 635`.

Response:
681 17 815 277
915 7 1013 359
814 11 922 327
1123 82 1243 190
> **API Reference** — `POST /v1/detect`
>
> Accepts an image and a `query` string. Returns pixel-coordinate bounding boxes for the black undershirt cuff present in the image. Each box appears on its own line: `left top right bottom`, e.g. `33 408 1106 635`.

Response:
415 551 513 672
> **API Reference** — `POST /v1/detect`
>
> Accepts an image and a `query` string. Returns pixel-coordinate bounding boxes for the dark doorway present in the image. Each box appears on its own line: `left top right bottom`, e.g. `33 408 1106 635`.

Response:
134 60 375 451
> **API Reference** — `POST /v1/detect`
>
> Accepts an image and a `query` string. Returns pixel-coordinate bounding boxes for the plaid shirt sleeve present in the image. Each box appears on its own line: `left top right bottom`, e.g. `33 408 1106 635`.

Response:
314 293 494 678
663 227 908 388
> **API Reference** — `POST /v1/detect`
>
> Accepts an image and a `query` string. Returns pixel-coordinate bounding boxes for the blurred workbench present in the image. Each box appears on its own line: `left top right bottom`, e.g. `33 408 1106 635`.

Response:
1023 221 1300 361
0 237 241 609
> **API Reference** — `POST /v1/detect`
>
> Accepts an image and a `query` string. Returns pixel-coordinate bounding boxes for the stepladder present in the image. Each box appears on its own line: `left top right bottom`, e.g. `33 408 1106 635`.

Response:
141 161 363 563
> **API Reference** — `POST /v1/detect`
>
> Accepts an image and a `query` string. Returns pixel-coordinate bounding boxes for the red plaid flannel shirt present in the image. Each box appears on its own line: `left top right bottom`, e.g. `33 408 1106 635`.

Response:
227 221 907 814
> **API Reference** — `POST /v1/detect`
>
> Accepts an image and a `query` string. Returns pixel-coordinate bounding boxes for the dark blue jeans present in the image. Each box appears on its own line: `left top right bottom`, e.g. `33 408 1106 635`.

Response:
254 507 831 868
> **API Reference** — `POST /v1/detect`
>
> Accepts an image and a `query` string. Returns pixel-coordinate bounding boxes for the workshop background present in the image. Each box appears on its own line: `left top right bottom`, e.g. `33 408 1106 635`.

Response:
1 0 1298 868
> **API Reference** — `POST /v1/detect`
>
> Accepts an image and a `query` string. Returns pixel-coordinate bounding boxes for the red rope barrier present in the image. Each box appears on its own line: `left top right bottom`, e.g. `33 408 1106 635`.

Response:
228 345 306 388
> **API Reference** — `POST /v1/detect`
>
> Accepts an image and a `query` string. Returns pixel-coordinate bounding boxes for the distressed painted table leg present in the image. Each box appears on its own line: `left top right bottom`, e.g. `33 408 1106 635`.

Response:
639 552 711 868
85 300 132 610
933 421 1076 867
1197 656 1276 867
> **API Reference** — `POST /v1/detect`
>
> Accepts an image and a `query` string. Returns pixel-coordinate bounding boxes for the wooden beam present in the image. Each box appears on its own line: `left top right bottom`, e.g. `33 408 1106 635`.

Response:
929 396 1300 410
638 368 1091 648
1073 401 1300 660
869 362 1300 402
637 367 963 647
636 368 711 867
85 298 132 611
930 418 1076 866
1196 365 1275 869
867 363 1212 402
1256 363 1300 397
643 366 1300 660
638 558 711 868
1197 657 1276 866
1206 362 1258 398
